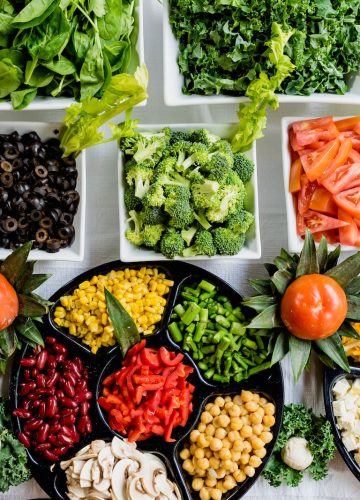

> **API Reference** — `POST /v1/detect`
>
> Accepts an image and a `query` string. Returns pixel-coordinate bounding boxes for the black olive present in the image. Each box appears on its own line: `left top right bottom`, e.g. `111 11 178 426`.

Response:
4 146 19 160
1 160 13 172
63 165 78 177
39 217 53 229
12 158 23 170
56 177 71 190
34 165 48 178
69 178 77 189
0 187 8 203
57 225 75 239
59 212 74 225
15 201 28 214
62 157 76 168
35 228 48 243
16 142 24 154
1 172 13 188
22 132 41 144
30 141 42 156
2 217 18 232
18 216 29 229
34 186 52 197
10 131 21 142
45 138 60 148
46 238 61 252
12 170 21 183
28 194 45 210
13 182 30 195
67 202 79 214
46 192 60 205
30 209 42 222
34 178 48 187
48 207 61 222
0 236 10 248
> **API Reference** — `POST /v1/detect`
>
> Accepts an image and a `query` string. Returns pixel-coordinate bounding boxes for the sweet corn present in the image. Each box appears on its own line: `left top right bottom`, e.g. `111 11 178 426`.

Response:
342 325 360 361
54 267 174 353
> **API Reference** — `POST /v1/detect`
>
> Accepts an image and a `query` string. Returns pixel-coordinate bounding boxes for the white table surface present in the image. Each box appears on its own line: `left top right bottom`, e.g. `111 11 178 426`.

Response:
2 1 360 499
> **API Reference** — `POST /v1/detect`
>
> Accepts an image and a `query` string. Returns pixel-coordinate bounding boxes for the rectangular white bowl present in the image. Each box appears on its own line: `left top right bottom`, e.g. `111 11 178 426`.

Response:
163 1 360 107
281 115 357 254
0 121 85 261
0 0 145 111
118 123 261 262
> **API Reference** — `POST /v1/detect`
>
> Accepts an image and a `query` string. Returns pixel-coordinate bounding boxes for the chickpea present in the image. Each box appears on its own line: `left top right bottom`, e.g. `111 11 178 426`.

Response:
200 487 211 500
251 437 265 450
252 424 263 435
231 450 241 462
234 469 246 482
222 438 231 449
215 397 225 407
241 415 250 426
206 424 216 437
190 430 201 442
215 427 227 440
263 415 275 427
218 448 231 461
202 411 213 424
233 395 242 405
241 390 254 402
205 477 217 488
254 447 267 459
231 417 243 431
223 475 237 491
195 448 205 459
221 459 234 470
252 393 260 403
183 459 195 473
264 402 275 415
239 406 248 416
240 453 250 465
224 396 232 403
190 444 197 455
232 440 244 452
196 469 207 478
259 397 267 406
197 458 210 470
228 405 241 417
243 465 255 477
180 448 190 460
240 425 252 438
209 457 220 469
217 480 226 494
215 415 231 427
210 437 223 451
205 403 213 412
198 423 207 433
249 455 262 468
243 440 252 453
205 450 213 459
192 478 204 491
245 401 259 413
228 430 239 442
256 407 265 418
260 431 273 444
209 405 221 417
217 468 226 479
208 468 217 479
225 401 234 410
198 434 210 448
249 412 261 425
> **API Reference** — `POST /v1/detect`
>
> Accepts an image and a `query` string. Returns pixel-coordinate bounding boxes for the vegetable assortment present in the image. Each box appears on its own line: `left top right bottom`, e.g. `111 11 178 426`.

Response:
169 279 271 383
61 437 181 500
99 339 195 442
0 0 138 109
54 267 174 353
0 131 79 252
120 127 255 258
289 115 360 246
14 336 93 461
263 404 335 487
181 391 275 500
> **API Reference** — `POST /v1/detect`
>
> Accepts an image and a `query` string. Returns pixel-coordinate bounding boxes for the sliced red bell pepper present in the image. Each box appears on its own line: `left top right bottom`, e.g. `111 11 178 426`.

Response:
140 347 161 368
159 347 184 366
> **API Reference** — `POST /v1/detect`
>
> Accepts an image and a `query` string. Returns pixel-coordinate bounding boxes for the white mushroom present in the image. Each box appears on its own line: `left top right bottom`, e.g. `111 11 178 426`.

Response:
98 446 115 479
93 478 111 493
111 437 141 463
76 444 90 456
73 460 86 475
154 473 179 500
80 458 94 488
68 484 88 498
88 489 111 499
111 459 138 500
127 477 154 500
91 440 107 454
92 460 101 483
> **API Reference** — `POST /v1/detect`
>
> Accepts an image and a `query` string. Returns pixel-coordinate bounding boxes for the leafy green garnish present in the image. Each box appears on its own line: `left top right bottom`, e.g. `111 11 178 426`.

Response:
0 399 30 492
263 404 335 487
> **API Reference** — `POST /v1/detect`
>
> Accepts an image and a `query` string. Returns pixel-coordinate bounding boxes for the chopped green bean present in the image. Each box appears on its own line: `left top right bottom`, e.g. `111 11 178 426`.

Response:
168 322 183 342
199 280 216 292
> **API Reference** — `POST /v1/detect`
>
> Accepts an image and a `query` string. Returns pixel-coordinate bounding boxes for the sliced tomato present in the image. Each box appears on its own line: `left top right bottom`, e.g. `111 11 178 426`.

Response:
322 163 360 195
296 211 306 236
351 138 360 151
309 187 337 216
289 158 302 193
338 209 358 246
298 174 317 215
349 149 360 163
318 138 352 181
300 139 339 181
302 210 349 235
334 188 360 218
289 127 301 152
335 116 360 132
293 116 333 133
313 229 339 244
296 123 338 148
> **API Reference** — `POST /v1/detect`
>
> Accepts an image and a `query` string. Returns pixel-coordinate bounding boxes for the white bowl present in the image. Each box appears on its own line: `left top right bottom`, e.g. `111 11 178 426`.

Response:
281 115 357 254
118 123 261 261
0 121 85 261
0 0 145 111
163 1 360 107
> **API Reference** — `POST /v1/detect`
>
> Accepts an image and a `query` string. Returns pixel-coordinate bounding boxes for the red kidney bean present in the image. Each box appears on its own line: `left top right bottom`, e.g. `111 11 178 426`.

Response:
75 380 87 392
38 401 46 419
31 367 38 378
61 414 76 426
46 372 60 387
32 400 41 408
35 374 46 388
48 435 62 447
18 432 30 447
52 446 69 457
59 408 75 417
22 399 32 410
61 397 77 409
25 419 43 431
63 371 77 386
45 337 56 345
36 350 48 370
80 402 90 416
46 396 58 418
23 369 31 381
19 382 36 396
56 390 64 399
75 391 92 403
53 343 67 355
77 416 92 434
43 450 59 462
35 443 51 453
34 345 42 355
20 358 36 367
49 423 61 434
37 423 50 443
47 357 57 370
13 408 31 419
68 361 82 379
58 433 73 446
63 381 75 398
55 353 65 363
26 392 39 401
85 421 92 433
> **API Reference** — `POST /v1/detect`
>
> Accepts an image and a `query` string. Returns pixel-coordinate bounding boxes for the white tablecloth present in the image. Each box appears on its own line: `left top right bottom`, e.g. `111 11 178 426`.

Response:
1 1 360 498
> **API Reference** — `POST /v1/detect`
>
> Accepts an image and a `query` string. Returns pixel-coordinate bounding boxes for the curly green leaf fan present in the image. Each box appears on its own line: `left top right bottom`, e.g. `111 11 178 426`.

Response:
0 242 51 373
243 231 360 382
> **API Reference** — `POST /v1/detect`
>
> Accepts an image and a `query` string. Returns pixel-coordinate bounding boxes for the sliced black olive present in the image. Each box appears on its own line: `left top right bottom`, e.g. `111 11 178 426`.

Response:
67 202 79 214
69 178 77 189
46 192 60 205
0 236 10 248
45 138 60 148
16 142 24 154
0 187 8 203
56 177 71 190
59 212 74 225
62 157 76 167
30 209 42 222
13 182 30 195
34 165 48 178
34 186 52 197
10 131 21 142
39 217 53 229
1 172 13 188
22 132 41 145
46 238 61 252
4 146 19 160
35 228 48 243
12 158 23 170
28 194 45 210
18 216 29 229
57 225 75 239
1 160 13 172
34 178 48 187
48 207 61 222
2 217 18 232
12 170 21 183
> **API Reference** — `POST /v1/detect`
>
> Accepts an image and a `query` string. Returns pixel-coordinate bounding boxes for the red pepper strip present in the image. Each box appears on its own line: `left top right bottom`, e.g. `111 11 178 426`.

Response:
106 394 123 406
175 363 193 378
151 425 164 435
135 386 145 405
179 389 191 426
102 373 116 386
147 390 162 413
140 347 161 368
164 412 179 442
98 397 112 411
159 347 184 366
133 375 165 385
125 339 146 362
164 371 179 390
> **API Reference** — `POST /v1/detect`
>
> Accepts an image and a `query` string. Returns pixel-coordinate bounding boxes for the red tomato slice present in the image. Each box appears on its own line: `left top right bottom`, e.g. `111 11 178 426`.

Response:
334 188 360 218
298 174 317 215
296 211 306 236
289 158 302 193
313 229 339 244
335 116 360 132
318 138 352 181
349 149 360 163
322 163 360 195
293 116 333 133
309 187 337 216
338 209 358 246
303 210 349 235
300 139 339 181
295 122 339 148
289 127 301 152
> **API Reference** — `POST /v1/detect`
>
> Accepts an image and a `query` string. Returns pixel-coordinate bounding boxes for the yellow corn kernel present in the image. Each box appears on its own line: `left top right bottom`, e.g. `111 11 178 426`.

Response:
69 324 77 335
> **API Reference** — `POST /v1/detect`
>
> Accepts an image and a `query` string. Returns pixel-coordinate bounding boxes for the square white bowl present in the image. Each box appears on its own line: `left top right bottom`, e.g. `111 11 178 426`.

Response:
118 123 261 262
281 115 357 254
163 1 360 107
0 121 85 261
0 0 145 111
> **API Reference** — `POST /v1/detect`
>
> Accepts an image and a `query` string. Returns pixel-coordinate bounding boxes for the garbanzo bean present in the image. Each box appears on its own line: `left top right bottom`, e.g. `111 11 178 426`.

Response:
263 415 276 427
214 428 227 440
243 465 256 477
200 487 211 500
209 405 221 417
264 402 275 415
245 401 259 413
260 431 273 444
215 397 225 407
254 447 267 459
249 455 262 468
251 437 265 450
218 448 231 461
210 438 223 451
180 448 190 460
206 424 216 436
210 488 222 500
240 425 252 438
192 478 204 491
240 453 250 465
234 470 246 482
198 423 207 433
201 411 213 424
205 477 217 488
195 448 205 459
190 429 201 442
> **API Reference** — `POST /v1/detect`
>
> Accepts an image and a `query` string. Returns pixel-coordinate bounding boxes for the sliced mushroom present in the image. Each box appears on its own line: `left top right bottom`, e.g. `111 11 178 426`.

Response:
73 460 86 475
76 444 90 456
111 459 138 500
87 489 111 499
154 473 179 500
93 478 111 493
111 437 141 463
68 484 88 499
138 454 166 496
92 460 101 483
90 440 107 454
80 458 94 488
127 477 154 500
98 445 115 479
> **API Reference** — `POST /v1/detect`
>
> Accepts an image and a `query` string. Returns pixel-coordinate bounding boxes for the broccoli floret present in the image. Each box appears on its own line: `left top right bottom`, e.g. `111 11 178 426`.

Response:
170 130 191 145
160 230 185 259
126 163 153 199
171 140 193 167
189 129 221 147
131 130 170 167
206 153 232 181
141 206 165 225
206 185 243 223
212 228 246 255
181 226 197 246
125 210 144 246
194 211 211 230
183 229 216 257
164 186 194 229
143 224 164 247
191 180 220 211
185 168 205 183
226 207 255 234
208 140 234 168
124 185 142 212
119 132 142 155
233 153 255 184
181 143 208 170
143 184 166 208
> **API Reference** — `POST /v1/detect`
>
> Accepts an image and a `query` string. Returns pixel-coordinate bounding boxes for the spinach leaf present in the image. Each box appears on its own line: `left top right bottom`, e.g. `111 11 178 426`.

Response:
80 32 104 100
12 0 59 29
10 87 37 109
42 56 76 75
25 63 53 87
104 40 130 73
89 0 106 17
0 59 22 98
98 0 124 41
0 49 24 69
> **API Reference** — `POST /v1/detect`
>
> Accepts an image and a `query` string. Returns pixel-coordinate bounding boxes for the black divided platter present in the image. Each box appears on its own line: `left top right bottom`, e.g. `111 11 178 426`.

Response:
10 260 284 500
324 365 360 482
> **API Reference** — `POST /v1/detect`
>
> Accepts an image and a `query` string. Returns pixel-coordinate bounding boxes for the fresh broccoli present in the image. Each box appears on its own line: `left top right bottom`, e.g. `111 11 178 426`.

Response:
226 207 255 234
181 226 197 246
212 228 246 255
208 140 234 168
124 185 142 212
181 143 208 170
191 180 220 210
171 140 193 167
184 168 205 183
206 153 232 181
141 205 165 225
206 185 243 223
189 129 220 147
126 163 153 199
125 210 144 246
233 153 255 184
143 184 166 208
183 229 216 257
131 130 170 167
194 211 211 230
155 157 190 188
160 230 185 259
143 224 164 247
119 132 142 155
170 130 191 145
164 186 194 229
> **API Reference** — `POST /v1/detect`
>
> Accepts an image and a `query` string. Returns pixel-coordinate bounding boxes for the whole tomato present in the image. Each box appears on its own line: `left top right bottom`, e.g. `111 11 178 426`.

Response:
0 274 19 330
281 274 347 340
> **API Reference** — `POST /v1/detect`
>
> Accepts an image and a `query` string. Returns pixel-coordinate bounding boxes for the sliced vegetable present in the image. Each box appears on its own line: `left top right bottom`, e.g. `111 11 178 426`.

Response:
303 211 349 235
334 187 360 219
322 163 360 195
300 139 339 182
309 188 337 216
338 209 358 246
289 159 302 193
